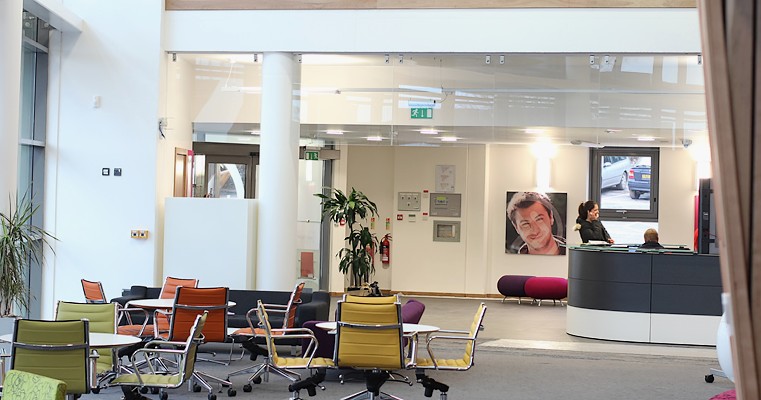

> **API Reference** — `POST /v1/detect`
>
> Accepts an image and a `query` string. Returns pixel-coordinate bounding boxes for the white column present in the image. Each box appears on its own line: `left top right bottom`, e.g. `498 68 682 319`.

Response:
256 52 300 291
0 0 22 212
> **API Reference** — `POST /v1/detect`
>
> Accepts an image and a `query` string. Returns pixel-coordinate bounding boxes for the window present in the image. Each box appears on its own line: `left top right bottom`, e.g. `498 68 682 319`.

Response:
589 147 659 222
18 11 51 319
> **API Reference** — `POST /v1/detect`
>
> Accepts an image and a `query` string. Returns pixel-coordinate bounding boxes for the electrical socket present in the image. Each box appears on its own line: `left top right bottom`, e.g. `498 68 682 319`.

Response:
130 230 139 239
138 230 149 239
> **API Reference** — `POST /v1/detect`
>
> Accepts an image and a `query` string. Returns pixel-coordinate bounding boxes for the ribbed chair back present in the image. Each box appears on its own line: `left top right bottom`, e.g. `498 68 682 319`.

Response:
55 301 116 375
335 300 403 370
167 286 228 343
81 279 107 303
11 319 91 395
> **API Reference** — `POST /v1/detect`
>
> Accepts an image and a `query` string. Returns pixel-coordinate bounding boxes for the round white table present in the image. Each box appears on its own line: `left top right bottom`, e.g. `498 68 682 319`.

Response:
127 298 236 309
314 321 439 334
0 332 142 349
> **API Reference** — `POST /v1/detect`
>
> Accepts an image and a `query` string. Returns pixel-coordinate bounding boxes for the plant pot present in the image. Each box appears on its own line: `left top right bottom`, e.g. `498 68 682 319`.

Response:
345 287 371 297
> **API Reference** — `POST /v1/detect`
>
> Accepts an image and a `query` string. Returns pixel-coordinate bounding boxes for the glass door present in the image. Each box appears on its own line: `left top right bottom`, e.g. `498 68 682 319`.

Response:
195 154 257 199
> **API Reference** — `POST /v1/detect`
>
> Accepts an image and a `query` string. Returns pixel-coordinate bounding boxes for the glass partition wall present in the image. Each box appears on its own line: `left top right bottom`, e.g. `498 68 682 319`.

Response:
164 53 706 290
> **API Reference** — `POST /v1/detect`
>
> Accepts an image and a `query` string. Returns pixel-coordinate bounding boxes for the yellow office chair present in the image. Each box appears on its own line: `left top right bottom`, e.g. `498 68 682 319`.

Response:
111 312 208 400
414 302 487 400
335 297 410 400
234 300 333 394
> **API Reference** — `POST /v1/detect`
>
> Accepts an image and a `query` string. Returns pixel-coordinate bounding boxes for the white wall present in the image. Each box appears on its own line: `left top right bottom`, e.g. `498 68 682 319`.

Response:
43 0 163 317
339 144 696 296
164 9 700 54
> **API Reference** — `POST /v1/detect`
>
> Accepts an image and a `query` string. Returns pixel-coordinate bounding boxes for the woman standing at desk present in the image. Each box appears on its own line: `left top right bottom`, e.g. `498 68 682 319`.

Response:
575 200 614 244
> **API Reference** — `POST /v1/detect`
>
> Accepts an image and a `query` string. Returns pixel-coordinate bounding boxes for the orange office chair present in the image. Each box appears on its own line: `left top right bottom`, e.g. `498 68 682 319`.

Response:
154 277 199 335
153 286 235 398
81 279 107 303
80 279 152 337
159 277 199 300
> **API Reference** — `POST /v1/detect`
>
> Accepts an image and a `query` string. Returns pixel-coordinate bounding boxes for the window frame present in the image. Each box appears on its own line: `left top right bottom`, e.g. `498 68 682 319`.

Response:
589 147 659 222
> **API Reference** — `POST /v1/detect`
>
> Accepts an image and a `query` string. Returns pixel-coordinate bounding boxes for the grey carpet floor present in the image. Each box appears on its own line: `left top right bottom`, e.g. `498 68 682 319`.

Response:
77 297 733 399
79 342 732 400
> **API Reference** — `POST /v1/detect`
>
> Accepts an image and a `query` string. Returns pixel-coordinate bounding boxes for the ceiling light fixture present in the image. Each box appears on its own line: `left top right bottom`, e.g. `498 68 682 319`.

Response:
325 130 344 135
524 128 545 134
441 137 458 142
637 137 656 142
605 129 622 134
247 130 260 135
420 129 439 135
366 136 383 142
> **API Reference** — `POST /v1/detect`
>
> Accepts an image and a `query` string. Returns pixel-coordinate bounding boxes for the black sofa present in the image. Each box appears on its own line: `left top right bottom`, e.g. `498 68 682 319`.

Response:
110 285 331 331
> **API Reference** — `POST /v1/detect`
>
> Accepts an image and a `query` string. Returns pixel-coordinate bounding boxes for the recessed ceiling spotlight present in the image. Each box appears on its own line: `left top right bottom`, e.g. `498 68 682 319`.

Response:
441 137 458 142
325 130 344 135
524 128 545 134
366 136 383 142
637 137 656 142
420 129 439 135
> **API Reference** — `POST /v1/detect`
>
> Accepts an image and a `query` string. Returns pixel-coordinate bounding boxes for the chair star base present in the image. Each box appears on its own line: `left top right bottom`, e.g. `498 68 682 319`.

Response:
340 371 405 400
288 369 327 399
416 373 449 400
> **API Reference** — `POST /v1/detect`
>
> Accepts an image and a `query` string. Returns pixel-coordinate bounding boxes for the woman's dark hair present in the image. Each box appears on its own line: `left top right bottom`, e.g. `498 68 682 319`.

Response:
578 200 597 220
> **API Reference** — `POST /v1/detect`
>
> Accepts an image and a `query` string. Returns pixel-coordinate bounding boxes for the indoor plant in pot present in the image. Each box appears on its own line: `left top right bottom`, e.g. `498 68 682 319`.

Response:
0 195 55 317
315 188 379 292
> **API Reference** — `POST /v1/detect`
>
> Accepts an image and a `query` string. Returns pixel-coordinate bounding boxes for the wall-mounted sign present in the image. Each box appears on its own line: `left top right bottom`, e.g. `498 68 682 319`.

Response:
410 108 432 119
429 193 461 217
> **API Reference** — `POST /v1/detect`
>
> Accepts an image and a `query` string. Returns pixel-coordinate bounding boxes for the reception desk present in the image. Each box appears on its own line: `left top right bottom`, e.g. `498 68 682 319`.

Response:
566 246 721 345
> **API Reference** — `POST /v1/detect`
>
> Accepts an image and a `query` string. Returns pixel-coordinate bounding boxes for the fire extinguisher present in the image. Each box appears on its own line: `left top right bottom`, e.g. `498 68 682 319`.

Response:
380 234 392 264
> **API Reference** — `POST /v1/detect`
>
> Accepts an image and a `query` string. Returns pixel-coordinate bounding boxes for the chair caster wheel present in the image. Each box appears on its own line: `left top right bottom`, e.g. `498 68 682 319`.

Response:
242 384 252 392
91 388 100 394
193 383 202 392
252 376 262 384
139 387 149 394
151 387 160 394
159 391 168 400
705 374 715 383
227 388 237 396
208 394 217 400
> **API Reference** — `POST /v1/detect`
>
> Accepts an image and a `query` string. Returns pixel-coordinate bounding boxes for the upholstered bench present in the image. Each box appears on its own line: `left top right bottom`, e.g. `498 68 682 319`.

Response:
497 275 535 304
524 276 568 306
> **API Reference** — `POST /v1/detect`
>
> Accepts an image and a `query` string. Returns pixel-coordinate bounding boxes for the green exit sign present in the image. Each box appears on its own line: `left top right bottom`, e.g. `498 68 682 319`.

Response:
305 150 319 160
411 108 433 119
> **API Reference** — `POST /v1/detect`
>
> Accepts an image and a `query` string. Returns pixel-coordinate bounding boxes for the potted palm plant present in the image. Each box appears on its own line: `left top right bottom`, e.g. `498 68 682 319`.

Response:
0 195 55 316
315 188 379 291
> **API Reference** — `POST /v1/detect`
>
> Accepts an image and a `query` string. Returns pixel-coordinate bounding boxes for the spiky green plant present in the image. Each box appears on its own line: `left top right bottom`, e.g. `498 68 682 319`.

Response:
0 196 55 316
315 188 379 287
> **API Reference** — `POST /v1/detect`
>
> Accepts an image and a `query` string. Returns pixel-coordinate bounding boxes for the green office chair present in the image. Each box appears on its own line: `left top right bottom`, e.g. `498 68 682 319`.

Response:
2 369 67 400
54 301 119 392
11 319 91 399
111 312 209 400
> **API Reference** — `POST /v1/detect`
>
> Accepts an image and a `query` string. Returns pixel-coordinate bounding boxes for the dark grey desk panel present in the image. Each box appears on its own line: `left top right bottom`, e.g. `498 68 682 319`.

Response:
652 254 721 286
569 249 652 283
568 278 651 313
651 284 722 316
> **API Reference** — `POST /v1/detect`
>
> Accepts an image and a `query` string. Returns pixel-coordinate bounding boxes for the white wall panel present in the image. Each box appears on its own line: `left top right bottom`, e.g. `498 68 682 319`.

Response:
165 9 700 54
43 0 163 316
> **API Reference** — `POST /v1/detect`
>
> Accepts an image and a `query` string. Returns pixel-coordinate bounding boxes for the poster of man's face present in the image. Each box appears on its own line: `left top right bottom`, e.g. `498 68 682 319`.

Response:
505 191 567 255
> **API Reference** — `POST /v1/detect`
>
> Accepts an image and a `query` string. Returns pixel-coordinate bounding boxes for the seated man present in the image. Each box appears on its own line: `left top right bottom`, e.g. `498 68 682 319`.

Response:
640 228 664 249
